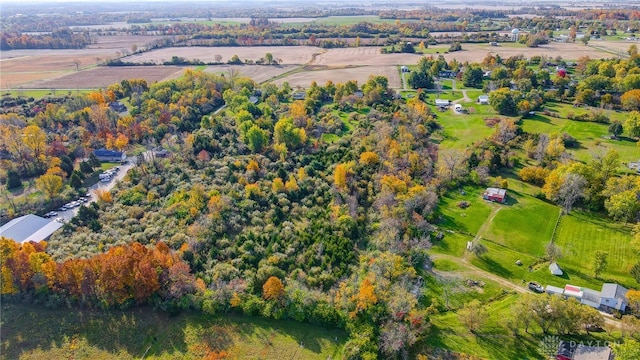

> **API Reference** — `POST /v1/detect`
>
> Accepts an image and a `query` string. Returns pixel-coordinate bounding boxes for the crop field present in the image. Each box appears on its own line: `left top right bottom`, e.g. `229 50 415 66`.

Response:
203 64 299 84
1 303 346 360
124 46 322 65
273 65 402 88
16 66 186 90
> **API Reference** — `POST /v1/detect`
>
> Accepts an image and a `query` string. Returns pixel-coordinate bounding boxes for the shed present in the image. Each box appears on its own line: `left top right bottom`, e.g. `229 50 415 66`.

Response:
477 95 489 105
549 262 563 276
545 285 564 296
0 214 63 243
482 188 507 203
435 99 450 107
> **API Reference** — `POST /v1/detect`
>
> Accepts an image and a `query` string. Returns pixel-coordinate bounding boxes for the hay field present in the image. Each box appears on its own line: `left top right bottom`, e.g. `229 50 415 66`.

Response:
15 66 186 89
273 65 401 88
203 64 298 83
123 46 322 65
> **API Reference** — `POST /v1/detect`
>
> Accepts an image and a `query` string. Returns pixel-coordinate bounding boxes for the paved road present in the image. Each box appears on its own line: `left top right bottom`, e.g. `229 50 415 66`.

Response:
56 159 135 222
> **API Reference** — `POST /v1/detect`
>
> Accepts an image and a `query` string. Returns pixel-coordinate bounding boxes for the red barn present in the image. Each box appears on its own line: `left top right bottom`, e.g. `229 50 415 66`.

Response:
483 188 507 203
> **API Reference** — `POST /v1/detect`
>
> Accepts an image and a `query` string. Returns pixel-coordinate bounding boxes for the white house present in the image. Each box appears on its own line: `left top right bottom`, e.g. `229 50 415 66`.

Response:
550 262 563 276
600 283 628 312
580 288 601 309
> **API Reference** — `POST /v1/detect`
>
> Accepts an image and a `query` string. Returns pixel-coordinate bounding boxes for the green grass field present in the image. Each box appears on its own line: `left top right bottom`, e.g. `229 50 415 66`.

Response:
553 211 637 289
432 103 503 150
2 89 92 98
522 102 639 163
0 303 346 360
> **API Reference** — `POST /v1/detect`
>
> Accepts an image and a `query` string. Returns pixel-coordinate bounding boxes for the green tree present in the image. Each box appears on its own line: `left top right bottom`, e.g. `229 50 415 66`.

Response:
69 172 83 189
462 65 484 88
604 190 640 222
245 125 269 153
592 250 608 278
80 161 93 174
36 174 63 201
608 122 623 138
489 88 517 116
6 170 22 190
612 339 640 360
407 71 434 89
265 52 273 65
623 112 640 138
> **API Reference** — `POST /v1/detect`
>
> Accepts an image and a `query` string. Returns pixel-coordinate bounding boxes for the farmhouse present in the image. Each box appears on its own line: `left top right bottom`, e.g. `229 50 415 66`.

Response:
477 95 489 105
438 70 457 78
435 99 450 107
93 148 126 162
482 188 507 203
0 214 63 243
600 283 628 312
292 91 306 100
550 262 563 276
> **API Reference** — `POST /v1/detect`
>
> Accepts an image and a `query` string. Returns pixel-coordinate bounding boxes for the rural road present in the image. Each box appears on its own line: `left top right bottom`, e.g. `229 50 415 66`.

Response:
56 156 137 221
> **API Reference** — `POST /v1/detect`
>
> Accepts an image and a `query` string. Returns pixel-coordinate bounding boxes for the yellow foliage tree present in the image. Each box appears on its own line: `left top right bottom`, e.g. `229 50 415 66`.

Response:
36 174 63 201
272 177 285 193
285 175 298 192
262 276 285 301
247 159 260 172
334 164 347 189
627 289 640 315
359 151 380 166
353 277 377 314
95 189 113 203
114 133 129 151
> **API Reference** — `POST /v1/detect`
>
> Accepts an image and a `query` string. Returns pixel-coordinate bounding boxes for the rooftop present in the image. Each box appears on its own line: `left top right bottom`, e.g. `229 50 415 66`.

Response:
573 344 612 360
601 283 627 299
484 188 506 197
0 214 63 243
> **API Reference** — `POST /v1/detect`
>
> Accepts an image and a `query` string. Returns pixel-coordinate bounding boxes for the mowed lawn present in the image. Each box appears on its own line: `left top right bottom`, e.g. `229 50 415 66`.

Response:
521 102 639 163
432 103 502 150
553 211 637 289
482 191 560 257
0 303 346 360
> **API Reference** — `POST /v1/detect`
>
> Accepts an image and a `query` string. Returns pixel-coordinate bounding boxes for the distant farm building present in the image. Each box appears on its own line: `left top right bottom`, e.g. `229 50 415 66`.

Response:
93 148 126 162
435 99 450 108
0 214 63 243
489 41 499 46
549 262 563 276
292 91 306 100
482 188 507 203
477 95 489 105
401 66 409 73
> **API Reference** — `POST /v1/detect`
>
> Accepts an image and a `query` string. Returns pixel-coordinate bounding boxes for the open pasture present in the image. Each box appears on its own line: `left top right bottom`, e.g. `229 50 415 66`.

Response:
272 65 402 88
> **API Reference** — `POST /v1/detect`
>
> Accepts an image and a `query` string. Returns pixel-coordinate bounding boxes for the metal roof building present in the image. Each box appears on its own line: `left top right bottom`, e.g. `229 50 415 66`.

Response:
0 214 63 243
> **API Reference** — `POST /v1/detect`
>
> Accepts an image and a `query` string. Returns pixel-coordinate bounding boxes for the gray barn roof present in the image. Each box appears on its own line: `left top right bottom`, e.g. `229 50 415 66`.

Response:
601 283 627 300
0 214 63 243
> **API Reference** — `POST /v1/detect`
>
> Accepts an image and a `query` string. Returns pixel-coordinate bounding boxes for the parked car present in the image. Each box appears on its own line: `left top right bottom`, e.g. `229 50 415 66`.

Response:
59 206 68 211
528 281 545 293
43 211 58 218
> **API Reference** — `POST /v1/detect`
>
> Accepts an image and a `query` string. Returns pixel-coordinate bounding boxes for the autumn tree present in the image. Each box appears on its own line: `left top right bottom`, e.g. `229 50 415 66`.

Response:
262 276 284 301
458 299 487 333
334 163 348 189
621 89 640 111
36 174 63 201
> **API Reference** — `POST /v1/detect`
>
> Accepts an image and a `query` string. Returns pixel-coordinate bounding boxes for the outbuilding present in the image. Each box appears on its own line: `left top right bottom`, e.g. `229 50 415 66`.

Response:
550 262 563 276
482 188 507 203
477 95 489 105
545 285 565 296
600 283 628 312
435 99 450 107
0 214 63 243
93 148 126 163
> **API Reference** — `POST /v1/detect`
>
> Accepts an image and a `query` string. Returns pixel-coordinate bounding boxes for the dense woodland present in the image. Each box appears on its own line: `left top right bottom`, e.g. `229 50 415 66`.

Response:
2 43 640 356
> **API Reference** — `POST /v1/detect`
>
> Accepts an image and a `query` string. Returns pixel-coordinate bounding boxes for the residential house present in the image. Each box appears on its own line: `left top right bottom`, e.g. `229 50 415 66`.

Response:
292 91 306 100
438 70 457 78
550 262 563 276
93 148 126 162
482 188 507 203
600 283 628 312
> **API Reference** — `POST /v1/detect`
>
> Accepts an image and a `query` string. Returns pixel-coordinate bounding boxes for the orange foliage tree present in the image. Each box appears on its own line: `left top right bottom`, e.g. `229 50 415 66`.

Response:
262 276 285 301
